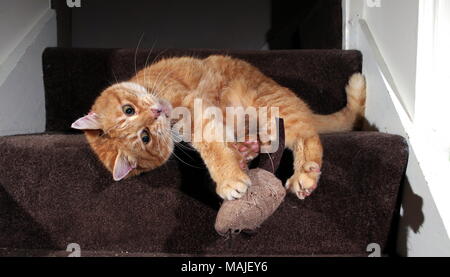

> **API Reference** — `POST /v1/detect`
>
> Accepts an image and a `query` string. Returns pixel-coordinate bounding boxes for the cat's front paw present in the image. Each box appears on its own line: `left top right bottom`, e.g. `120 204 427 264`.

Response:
285 162 321 200
216 173 251 200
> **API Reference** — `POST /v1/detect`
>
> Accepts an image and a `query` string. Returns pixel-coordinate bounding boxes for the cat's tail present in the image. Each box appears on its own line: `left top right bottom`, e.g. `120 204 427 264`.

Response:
312 73 366 134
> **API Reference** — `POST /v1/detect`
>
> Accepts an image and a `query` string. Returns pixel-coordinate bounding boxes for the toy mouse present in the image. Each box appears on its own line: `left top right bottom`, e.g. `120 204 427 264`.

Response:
215 119 286 236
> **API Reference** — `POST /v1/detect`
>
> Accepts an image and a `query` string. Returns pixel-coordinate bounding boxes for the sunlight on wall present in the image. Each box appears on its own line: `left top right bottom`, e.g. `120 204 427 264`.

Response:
413 0 450 230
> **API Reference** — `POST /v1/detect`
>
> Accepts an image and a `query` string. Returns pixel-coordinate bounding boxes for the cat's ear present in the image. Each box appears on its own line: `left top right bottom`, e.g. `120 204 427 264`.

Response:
71 113 102 130
112 151 136 181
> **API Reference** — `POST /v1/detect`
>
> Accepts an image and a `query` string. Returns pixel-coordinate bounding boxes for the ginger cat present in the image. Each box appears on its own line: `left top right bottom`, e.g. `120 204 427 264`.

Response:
72 55 366 200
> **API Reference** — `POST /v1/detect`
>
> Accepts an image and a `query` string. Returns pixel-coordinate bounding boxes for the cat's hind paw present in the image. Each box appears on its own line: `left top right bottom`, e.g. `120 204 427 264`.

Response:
285 162 321 200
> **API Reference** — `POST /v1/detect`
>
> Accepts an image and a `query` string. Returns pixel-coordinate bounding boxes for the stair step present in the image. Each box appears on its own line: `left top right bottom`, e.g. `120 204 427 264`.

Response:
0 132 407 256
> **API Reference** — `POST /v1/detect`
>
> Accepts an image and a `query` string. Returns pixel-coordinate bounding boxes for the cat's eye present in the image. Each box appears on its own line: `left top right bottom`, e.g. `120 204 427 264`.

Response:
122 105 135 116
141 130 150 144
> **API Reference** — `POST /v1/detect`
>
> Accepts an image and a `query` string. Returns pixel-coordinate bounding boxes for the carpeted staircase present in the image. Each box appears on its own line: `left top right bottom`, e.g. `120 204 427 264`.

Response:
0 48 408 257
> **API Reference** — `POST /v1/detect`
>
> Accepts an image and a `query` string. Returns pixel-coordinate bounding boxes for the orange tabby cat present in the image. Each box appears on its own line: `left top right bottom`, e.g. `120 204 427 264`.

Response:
72 55 366 200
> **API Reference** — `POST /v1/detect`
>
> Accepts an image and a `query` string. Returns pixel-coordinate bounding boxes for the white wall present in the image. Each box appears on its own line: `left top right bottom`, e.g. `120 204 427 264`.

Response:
0 0 56 136
344 0 450 256
0 0 49 64
358 21 450 256
364 0 419 117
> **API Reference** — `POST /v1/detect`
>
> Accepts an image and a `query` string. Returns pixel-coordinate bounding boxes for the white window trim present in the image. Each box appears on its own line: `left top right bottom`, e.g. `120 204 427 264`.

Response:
412 0 450 231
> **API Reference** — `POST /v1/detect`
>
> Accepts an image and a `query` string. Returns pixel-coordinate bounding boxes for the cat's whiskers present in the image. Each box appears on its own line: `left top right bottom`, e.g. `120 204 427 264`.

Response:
169 130 196 153
142 41 156 85
144 50 176 94
103 67 120 87
134 32 145 78
143 47 169 88
100 117 130 138
167 130 195 158
174 142 196 161
147 66 166 95
157 73 178 94
111 68 120 86
169 150 202 169
162 133 202 169
154 127 162 154
150 66 179 95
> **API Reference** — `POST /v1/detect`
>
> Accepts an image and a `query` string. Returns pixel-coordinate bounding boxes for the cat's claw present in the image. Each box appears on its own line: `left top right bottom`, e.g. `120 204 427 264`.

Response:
285 174 319 200
217 176 251 201
285 162 321 200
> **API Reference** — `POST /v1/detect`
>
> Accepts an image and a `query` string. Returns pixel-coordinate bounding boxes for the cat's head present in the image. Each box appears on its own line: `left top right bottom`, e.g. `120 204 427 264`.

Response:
71 82 173 181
